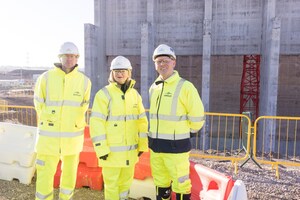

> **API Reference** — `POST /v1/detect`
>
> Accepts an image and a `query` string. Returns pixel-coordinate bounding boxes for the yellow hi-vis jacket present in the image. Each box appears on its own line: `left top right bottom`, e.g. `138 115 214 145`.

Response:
34 64 91 155
90 80 148 167
148 70 205 153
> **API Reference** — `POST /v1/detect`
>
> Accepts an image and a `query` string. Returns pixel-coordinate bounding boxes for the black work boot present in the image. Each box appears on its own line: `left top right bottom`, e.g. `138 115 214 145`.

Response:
175 193 191 200
156 186 171 200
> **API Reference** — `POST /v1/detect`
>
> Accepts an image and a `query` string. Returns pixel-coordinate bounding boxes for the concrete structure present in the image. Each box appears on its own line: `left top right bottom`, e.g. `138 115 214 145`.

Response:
84 0 300 119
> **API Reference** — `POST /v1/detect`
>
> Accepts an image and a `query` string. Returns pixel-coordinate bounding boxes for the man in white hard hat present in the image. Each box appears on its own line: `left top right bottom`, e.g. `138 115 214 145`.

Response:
148 44 205 200
34 42 91 200
90 56 148 200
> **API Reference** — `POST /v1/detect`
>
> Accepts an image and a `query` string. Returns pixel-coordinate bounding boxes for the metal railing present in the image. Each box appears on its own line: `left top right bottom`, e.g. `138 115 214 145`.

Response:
253 116 300 178
190 112 252 174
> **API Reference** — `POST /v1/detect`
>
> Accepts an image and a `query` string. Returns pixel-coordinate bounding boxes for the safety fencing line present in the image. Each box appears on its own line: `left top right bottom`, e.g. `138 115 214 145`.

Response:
190 112 252 174
0 99 8 111
253 116 300 178
0 105 37 127
1 105 299 178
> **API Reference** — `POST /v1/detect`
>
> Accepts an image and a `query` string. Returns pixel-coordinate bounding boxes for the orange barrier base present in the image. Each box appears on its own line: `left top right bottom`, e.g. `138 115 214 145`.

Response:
134 151 152 180
54 162 103 191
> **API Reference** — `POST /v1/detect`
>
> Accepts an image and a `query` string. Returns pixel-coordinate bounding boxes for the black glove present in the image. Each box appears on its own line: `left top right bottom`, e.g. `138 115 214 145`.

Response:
99 154 108 160
190 132 197 138
138 152 143 157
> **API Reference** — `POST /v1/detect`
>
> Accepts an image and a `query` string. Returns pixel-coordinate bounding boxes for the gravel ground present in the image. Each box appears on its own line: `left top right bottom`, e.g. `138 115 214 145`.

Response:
0 159 299 200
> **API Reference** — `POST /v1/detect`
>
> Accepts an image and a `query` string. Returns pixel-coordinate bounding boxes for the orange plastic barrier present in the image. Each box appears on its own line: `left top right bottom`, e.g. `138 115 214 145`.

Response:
54 162 103 191
134 151 152 180
79 126 98 168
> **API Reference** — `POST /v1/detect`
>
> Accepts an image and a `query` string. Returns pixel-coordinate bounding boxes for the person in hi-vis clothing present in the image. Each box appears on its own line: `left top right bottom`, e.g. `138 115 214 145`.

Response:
90 56 148 200
34 42 91 200
148 44 205 200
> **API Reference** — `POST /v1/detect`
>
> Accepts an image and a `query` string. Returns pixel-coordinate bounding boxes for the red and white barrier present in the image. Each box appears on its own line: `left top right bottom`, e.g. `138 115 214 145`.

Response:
227 180 248 200
192 161 235 200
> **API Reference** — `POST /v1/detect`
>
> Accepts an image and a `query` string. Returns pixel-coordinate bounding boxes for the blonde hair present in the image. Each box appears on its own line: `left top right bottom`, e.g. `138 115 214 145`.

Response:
108 70 132 83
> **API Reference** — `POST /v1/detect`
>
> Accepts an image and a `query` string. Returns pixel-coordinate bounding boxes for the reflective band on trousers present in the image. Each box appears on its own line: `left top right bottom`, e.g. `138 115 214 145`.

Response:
36 191 53 200
60 188 73 195
148 131 190 140
36 159 45 166
120 190 129 199
39 130 83 137
178 174 189 183
110 144 138 152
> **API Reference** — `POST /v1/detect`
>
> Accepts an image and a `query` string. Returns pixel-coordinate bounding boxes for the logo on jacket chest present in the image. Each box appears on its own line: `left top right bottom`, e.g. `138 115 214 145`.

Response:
73 91 82 97
164 92 172 97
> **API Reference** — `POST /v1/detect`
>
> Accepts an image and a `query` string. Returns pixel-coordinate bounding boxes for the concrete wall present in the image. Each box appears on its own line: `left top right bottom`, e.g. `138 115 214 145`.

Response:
85 0 300 116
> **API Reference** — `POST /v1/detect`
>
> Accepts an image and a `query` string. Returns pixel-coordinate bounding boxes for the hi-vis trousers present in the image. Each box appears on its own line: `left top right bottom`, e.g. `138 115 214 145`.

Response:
35 154 79 200
102 166 135 200
150 150 191 195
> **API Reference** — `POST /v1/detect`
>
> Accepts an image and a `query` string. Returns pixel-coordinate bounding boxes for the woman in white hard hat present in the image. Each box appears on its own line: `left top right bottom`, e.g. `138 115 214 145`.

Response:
90 56 148 200
34 42 91 200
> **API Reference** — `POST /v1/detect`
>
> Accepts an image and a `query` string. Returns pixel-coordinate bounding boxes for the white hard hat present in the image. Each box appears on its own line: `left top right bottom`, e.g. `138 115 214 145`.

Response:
58 42 79 56
110 56 132 70
152 44 176 60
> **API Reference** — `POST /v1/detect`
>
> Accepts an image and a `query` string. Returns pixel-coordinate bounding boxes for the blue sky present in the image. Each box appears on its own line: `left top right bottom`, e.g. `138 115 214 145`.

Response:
0 0 93 68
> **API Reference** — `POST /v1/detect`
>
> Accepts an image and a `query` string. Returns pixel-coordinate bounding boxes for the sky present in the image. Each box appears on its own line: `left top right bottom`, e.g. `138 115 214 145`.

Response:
0 0 94 69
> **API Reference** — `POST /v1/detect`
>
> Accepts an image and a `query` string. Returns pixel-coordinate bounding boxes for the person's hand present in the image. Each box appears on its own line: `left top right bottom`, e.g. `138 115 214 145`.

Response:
138 152 143 157
99 154 108 160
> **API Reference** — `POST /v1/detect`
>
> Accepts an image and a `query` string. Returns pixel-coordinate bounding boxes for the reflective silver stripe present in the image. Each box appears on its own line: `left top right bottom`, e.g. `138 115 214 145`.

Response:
80 75 90 106
171 78 185 115
45 72 50 104
83 75 89 94
92 135 106 142
107 114 139 121
139 132 148 138
139 112 146 119
34 96 45 103
91 111 107 120
60 188 73 195
46 100 82 107
102 87 112 116
188 115 205 122
39 130 83 137
148 131 190 140
36 159 45 166
178 174 189 183
44 71 87 108
110 144 138 152
150 113 188 121
149 82 156 101
36 191 52 200
120 190 129 199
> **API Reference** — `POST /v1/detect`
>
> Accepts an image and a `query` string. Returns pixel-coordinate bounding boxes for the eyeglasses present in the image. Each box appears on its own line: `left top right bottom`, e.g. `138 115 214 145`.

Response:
154 59 173 65
113 69 127 74
60 54 79 59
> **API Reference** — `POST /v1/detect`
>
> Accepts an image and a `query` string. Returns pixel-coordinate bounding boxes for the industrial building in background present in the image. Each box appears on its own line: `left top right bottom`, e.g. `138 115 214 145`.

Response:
84 0 300 120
